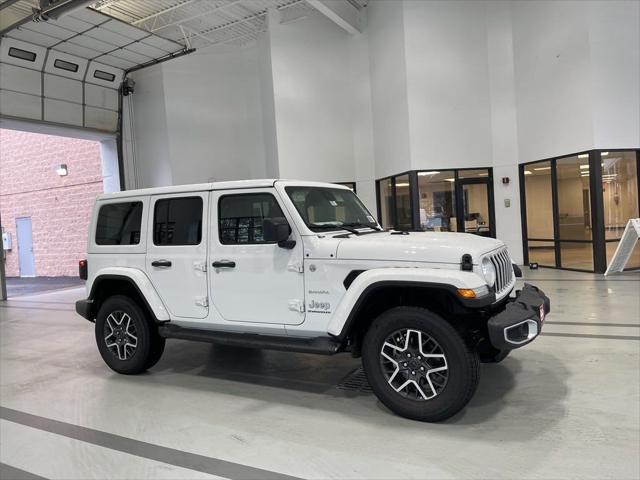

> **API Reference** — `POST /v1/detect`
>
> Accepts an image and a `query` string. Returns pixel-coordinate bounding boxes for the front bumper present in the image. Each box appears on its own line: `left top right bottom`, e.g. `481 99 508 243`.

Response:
487 283 550 350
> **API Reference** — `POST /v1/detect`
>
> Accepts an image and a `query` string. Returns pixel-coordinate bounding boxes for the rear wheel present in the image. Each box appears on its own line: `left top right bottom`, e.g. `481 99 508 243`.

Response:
95 295 164 375
362 306 480 422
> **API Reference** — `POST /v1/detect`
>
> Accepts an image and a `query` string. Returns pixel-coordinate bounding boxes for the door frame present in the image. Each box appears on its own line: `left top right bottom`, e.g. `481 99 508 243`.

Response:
454 176 496 238
16 216 36 277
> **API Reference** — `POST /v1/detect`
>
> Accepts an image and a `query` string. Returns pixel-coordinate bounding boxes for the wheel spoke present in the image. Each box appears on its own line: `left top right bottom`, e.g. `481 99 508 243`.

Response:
379 327 449 402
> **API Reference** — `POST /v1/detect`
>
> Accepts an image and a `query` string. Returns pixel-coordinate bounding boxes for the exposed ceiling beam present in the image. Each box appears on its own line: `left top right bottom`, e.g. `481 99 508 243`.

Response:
306 0 360 34
131 0 200 25
149 0 244 32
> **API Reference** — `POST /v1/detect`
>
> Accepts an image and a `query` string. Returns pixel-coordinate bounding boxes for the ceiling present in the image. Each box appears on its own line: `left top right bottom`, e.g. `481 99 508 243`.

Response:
91 0 366 49
0 0 368 69
1 0 187 71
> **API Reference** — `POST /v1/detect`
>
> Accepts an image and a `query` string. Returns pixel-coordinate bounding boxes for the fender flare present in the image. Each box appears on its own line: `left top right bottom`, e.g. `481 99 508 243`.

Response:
327 268 494 340
88 267 170 321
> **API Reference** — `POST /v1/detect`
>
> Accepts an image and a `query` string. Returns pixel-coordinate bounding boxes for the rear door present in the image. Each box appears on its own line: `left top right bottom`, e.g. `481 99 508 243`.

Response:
146 192 209 319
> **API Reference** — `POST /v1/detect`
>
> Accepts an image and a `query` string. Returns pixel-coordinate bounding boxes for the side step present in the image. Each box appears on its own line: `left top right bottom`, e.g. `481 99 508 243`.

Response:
158 324 343 355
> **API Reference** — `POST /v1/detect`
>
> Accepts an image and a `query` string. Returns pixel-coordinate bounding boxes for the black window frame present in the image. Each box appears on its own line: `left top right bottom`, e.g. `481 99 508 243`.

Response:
153 196 203 246
54 58 79 73
376 167 495 236
8 47 36 62
519 149 640 273
93 69 115 82
218 192 288 246
95 201 143 246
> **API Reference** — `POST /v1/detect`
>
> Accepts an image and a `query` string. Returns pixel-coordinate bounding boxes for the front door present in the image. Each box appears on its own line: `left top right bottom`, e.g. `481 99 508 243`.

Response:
209 190 305 325
146 193 209 319
16 217 35 277
456 179 495 237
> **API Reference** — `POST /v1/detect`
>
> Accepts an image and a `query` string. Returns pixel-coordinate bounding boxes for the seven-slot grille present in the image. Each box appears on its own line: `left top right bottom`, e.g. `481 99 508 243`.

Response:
488 248 514 294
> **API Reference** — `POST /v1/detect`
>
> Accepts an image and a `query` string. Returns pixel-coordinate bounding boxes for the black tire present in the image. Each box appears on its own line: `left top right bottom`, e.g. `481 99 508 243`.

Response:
362 306 480 422
95 295 163 375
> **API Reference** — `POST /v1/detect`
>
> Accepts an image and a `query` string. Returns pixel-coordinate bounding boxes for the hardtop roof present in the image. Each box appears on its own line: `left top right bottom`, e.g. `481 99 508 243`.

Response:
96 179 350 200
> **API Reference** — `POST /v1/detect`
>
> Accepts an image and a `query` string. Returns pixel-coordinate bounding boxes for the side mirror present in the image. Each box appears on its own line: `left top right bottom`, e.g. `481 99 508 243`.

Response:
263 217 296 249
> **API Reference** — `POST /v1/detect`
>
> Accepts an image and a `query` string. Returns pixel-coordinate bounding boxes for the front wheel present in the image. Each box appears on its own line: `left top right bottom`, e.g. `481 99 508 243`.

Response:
362 307 480 422
95 295 165 375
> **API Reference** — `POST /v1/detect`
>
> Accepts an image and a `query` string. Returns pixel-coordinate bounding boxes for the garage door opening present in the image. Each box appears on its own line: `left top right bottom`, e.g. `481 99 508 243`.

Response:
0 126 119 298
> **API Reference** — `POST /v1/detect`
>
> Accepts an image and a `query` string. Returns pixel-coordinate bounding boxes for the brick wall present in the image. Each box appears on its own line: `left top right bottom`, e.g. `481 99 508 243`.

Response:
0 129 104 277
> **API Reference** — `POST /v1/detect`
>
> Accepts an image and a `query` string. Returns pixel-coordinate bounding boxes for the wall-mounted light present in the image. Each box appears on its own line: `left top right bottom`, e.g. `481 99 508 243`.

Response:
55 164 68 176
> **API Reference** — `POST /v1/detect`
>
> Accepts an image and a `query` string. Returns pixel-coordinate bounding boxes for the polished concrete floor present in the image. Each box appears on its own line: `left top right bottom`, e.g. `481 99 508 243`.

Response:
0 269 639 479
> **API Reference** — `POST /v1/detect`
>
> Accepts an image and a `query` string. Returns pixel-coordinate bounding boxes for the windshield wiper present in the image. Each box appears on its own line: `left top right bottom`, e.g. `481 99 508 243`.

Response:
342 222 383 232
309 223 361 235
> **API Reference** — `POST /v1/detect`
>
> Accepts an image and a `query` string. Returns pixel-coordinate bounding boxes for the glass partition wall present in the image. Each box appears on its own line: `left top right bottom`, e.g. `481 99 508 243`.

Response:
520 150 639 272
376 168 495 237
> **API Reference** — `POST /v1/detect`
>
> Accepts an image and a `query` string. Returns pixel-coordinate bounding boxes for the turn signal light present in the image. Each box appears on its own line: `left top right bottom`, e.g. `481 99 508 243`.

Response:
457 288 477 299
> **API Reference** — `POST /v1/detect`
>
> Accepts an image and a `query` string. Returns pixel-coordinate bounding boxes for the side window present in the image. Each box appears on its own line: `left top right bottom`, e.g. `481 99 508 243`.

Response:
153 197 203 246
219 193 285 244
96 202 143 245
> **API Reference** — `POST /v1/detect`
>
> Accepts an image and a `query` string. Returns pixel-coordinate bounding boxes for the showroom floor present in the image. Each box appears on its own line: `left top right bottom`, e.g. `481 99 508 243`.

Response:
0 269 638 480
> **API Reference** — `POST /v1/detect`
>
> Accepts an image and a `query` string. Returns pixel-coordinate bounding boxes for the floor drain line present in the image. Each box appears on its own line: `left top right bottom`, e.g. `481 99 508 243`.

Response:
335 367 373 393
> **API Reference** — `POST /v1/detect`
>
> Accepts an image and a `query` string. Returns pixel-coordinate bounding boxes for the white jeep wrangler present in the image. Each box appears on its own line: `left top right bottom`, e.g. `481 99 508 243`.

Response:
76 180 549 422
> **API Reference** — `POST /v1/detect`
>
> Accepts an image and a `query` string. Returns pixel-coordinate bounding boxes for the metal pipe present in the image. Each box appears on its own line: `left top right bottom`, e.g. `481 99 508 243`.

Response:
125 48 196 74
0 209 7 301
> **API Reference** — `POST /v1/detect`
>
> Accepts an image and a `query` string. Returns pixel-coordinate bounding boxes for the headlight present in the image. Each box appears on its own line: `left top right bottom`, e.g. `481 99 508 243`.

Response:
481 257 496 287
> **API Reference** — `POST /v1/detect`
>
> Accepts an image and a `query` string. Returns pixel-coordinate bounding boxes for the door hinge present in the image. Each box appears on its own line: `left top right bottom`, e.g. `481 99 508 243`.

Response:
287 262 304 273
288 299 305 313
195 296 209 307
193 261 207 272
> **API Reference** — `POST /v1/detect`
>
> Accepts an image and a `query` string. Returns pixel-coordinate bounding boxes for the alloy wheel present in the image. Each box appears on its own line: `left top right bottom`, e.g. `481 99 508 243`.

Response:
379 328 449 400
103 311 138 361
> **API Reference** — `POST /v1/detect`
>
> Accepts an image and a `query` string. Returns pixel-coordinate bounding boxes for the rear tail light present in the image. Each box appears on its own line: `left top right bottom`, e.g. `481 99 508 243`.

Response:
79 259 88 280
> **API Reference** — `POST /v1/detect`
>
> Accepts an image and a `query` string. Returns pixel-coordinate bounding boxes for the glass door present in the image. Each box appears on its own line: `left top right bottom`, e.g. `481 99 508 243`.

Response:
456 179 495 237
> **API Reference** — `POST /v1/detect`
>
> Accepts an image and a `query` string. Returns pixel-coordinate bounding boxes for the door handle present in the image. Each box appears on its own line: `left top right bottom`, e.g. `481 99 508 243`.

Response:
212 260 236 269
151 260 172 268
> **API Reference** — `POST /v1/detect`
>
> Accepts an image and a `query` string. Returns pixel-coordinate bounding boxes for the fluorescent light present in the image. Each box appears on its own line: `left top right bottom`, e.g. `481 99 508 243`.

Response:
445 178 455 182
578 154 589 159
395 182 410 187
602 152 609 155
478 173 489 176
579 165 590 169
418 171 440 176
580 173 590 177
534 166 551 171
524 170 532 175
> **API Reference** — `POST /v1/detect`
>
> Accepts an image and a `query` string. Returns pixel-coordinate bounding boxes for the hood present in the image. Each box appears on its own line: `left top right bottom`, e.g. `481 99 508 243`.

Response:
335 231 504 265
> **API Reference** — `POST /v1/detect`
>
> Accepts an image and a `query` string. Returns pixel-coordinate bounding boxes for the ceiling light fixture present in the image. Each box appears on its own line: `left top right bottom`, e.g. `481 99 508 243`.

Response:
524 171 532 175
602 152 609 155
418 171 440 176
395 182 410 187
579 165 590 169
578 154 589 159
445 178 455 182
534 166 551 171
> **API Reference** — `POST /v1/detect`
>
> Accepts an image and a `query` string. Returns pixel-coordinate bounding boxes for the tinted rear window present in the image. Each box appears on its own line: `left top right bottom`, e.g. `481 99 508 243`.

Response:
96 202 143 245
153 197 203 246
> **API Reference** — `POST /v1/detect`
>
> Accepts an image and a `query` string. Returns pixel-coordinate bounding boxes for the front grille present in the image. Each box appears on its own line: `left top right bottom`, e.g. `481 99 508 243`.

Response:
489 248 514 294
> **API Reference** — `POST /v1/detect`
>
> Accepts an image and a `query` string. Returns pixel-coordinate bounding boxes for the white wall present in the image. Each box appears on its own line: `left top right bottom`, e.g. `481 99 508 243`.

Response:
587 0 640 149
125 64 172 188
403 0 494 171
125 43 267 188
268 11 356 183
367 0 412 179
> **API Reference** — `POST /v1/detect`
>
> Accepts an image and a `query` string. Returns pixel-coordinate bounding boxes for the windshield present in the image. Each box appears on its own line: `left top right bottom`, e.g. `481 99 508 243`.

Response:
285 186 379 233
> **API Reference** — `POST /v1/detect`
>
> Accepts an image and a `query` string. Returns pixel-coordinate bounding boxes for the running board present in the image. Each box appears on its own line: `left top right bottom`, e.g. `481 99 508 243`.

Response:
158 324 342 355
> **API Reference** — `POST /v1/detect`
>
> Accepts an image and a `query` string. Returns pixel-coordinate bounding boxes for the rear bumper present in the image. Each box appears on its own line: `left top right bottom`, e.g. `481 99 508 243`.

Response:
75 299 94 322
487 283 550 350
